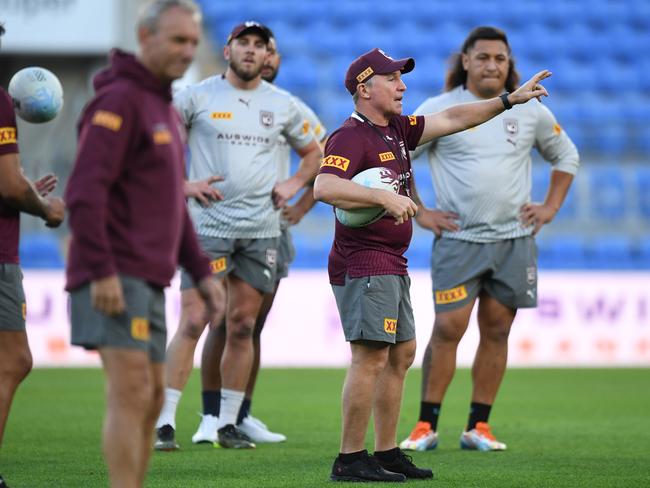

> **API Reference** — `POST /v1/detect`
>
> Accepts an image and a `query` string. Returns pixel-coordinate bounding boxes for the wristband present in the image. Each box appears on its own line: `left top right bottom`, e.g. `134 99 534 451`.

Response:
500 93 512 110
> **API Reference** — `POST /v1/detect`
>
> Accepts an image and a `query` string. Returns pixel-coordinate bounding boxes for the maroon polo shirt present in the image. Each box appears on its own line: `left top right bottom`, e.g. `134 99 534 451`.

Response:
319 113 424 285
0 87 20 264
65 50 210 290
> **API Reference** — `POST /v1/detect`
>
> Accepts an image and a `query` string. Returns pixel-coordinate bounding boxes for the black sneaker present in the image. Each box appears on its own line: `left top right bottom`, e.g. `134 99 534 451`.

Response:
154 424 180 451
375 449 433 479
0 474 9 488
330 450 406 482
217 424 256 449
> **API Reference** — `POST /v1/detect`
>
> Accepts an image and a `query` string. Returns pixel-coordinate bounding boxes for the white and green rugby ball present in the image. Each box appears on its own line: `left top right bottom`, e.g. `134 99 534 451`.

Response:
335 167 400 227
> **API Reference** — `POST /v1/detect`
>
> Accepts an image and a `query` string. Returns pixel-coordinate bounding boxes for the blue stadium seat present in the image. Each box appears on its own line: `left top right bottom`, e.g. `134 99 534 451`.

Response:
635 236 650 269
588 165 627 220
291 233 332 268
586 236 635 270
635 166 650 220
19 234 63 269
595 59 641 94
536 236 587 269
531 166 577 221
405 234 433 269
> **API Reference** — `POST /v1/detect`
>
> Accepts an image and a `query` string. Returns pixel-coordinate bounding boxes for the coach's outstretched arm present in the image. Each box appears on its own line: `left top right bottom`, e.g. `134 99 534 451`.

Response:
418 70 552 146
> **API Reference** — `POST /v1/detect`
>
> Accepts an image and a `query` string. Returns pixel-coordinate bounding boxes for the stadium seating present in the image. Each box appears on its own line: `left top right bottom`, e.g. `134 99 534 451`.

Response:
19 234 64 269
191 0 650 270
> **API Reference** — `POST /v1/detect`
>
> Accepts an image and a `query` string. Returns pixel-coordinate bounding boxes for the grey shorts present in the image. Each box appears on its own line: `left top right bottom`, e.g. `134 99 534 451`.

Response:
431 236 538 312
276 228 295 281
69 275 167 362
332 274 416 344
0 263 26 331
180 236 279 294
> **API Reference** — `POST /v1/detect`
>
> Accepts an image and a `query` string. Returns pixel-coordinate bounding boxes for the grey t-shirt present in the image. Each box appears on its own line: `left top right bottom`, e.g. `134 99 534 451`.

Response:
413 86 580 243
175 76 315 238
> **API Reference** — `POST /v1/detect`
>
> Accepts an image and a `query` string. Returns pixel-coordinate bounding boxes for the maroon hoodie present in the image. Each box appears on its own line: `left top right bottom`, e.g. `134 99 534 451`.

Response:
65 50 210 290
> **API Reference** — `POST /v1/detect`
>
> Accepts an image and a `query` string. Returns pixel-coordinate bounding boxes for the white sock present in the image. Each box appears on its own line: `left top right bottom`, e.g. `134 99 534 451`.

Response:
156 388 182 429
217 389 245 429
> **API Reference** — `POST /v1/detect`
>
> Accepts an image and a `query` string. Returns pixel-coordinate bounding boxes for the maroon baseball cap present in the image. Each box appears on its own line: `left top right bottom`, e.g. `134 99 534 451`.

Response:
227 21 270 44
345 48 415 95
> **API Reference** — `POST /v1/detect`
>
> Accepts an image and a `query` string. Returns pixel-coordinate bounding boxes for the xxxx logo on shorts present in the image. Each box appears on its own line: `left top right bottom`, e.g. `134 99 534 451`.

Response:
91 110 122 131
0 127 17 145
210 257 227 274
379 151 395 162
435 285 468 305
384 318 397 334
131 317 150 341
321 155 350 171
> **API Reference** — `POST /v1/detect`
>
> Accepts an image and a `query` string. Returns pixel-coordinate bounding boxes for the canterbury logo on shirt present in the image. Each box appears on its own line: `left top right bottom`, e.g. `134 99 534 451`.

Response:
435 285 468 304
0 127 17 145
91 111 122 131
321 155 350 171
379 151 395 162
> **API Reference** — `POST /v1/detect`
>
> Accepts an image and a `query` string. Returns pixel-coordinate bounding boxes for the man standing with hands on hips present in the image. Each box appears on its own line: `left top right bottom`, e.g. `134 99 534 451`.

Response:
314 46 551 482
400 26 579 453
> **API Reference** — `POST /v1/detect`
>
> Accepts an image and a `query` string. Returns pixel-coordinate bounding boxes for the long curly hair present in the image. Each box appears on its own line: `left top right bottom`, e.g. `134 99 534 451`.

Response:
445 26 520 93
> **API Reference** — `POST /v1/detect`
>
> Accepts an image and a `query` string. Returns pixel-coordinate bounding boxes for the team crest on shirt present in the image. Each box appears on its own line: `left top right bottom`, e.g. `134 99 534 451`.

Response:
503 118 518 136
526 266 536 285
398 141 407 160
260 110 274 128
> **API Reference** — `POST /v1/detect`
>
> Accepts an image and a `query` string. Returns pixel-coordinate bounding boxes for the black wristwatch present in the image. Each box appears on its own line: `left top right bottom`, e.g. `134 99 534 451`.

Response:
500 93 512 110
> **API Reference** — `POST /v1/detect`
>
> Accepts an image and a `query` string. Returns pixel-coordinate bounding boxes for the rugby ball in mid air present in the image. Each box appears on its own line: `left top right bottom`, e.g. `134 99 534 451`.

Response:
335 167 400 227
8 67 64 123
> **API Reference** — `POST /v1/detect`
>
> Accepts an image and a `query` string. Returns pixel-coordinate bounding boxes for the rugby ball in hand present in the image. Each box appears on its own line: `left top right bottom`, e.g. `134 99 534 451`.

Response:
335 167 400 227
9 67 64 123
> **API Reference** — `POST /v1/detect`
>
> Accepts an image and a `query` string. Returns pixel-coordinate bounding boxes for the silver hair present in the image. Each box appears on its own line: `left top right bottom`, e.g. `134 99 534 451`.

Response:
137 0 202 32
352 76 374 103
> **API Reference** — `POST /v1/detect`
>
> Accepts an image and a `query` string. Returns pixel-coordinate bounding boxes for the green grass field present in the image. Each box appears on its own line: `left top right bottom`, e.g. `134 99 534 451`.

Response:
3 368 649 487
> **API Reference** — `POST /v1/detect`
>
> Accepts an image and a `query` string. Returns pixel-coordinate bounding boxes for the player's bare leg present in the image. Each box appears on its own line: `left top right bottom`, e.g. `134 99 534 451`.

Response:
215 275 264 448
100 348 154 488
472 293 516 405
221 275 263 393
166 286 217 391
139 362 165 486
373 339 416 451
0 331 32 447
340 341 389 453
421 299 476 402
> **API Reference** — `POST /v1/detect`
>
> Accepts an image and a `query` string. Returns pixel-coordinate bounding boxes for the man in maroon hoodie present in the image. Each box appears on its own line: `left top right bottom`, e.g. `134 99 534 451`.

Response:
0 22 65 488
64 1 222 486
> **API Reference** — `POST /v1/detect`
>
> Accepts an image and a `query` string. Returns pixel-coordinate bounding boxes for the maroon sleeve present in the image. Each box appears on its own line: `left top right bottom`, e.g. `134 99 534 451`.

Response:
0 89 19 156
318 127 366 180
177 207 211 285
399 115 426 151
64 91 135 280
